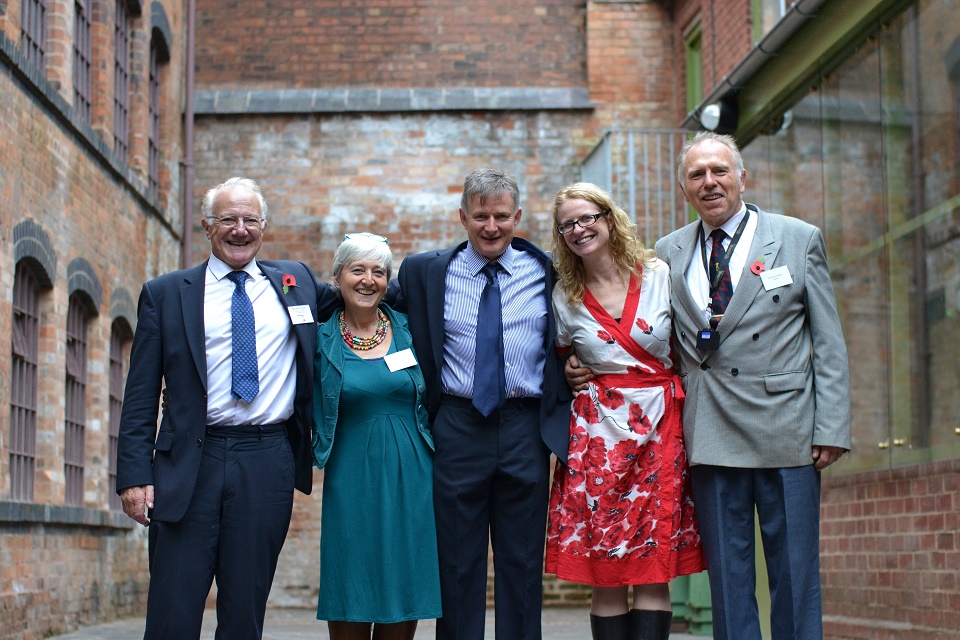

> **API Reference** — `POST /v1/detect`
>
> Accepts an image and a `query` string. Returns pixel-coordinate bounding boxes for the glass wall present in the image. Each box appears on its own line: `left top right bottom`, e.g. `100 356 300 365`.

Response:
743 0 960 473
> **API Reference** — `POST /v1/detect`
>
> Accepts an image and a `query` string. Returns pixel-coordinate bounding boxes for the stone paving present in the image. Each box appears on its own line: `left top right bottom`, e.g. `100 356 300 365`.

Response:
50 607 703 639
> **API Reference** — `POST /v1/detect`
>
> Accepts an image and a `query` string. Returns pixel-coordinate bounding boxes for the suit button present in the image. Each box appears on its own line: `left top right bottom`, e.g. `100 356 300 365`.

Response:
731 368 739 376
196 439 203 447
700 363 709 370
680 331 686 339
753 333 760 341
773 294 780 303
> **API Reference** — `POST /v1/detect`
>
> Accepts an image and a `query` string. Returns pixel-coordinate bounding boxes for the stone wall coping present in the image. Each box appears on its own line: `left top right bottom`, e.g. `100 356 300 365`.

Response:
195 87 594 115
0 501 136 530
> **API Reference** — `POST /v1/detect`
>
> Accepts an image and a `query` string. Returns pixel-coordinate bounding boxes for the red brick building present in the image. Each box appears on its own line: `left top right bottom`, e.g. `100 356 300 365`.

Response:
0 0 188 637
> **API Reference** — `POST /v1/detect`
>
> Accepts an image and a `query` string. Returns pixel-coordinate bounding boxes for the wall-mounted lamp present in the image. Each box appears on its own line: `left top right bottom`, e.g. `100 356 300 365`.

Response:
699 97 738 134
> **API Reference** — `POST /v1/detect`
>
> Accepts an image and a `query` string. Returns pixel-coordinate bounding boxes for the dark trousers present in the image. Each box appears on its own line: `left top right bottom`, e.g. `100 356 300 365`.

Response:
690 465 823 640
144 426 295 640
432 396 551 640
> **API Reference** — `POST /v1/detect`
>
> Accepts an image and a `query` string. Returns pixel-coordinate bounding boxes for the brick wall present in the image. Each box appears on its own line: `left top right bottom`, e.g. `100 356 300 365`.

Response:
195 0 588 91
821 461 960 640
586 0 680 127
0 0 187 636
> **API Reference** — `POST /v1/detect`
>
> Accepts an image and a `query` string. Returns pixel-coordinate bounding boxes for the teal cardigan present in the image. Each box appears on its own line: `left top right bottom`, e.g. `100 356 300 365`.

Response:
312 304 433 469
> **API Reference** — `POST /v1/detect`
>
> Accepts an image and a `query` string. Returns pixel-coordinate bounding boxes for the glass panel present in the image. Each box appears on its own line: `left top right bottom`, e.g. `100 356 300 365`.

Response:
741 0 960 473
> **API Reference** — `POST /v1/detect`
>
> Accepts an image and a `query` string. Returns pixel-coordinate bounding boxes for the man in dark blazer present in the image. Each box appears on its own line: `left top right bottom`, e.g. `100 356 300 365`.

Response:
116 177 338 639
394 168 569 640
652 132 851 640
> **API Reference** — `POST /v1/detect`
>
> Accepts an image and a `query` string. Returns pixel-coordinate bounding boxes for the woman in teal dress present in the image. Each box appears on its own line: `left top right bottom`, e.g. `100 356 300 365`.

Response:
313 232 441 640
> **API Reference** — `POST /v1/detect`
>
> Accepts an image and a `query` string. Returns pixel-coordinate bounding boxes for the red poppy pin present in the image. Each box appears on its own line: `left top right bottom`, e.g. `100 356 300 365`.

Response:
282 273 298 294
750 258 766 275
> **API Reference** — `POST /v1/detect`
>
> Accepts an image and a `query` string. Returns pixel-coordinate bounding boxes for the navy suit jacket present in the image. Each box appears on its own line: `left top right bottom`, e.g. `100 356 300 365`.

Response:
394 237 570 463
115 259 339 523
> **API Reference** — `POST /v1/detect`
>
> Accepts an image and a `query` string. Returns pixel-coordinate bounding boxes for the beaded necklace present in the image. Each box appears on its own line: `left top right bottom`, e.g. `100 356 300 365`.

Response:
339 309 389 351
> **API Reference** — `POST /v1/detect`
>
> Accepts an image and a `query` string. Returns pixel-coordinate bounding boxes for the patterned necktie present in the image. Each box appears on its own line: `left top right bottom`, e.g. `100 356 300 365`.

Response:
227 271 259 403
472 262 506 417
709 229 733 329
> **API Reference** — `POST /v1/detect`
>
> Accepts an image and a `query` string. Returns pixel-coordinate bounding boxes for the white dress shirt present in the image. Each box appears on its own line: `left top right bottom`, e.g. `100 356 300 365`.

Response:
684 204 756 326
204 255 297 426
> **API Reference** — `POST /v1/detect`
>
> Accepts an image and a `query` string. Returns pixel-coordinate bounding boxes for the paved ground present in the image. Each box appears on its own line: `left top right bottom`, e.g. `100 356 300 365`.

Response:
51 607 704 639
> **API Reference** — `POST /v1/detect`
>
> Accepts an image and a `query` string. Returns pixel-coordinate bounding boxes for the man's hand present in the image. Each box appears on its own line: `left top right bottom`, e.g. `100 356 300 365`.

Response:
120 485 155 526
564 353 594 394
812 445 845 471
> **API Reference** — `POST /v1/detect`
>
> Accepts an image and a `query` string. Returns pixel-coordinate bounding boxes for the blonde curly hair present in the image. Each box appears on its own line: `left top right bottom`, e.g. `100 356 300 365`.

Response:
550 182 657 305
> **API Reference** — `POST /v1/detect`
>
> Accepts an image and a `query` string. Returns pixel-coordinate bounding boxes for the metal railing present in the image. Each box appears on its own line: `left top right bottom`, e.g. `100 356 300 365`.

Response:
581 129 692 244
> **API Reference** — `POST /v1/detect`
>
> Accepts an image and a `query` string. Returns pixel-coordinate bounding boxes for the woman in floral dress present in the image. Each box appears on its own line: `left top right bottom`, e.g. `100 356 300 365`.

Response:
545 183 705 640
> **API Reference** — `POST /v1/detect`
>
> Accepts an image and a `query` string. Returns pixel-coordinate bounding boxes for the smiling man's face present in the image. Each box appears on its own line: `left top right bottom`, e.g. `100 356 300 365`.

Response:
201 184 266 270
679 138 747 227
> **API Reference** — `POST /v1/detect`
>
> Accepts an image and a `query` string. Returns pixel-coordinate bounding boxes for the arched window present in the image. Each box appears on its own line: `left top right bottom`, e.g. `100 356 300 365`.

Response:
65 294 96 506
108 318 133 510
10 263 42 502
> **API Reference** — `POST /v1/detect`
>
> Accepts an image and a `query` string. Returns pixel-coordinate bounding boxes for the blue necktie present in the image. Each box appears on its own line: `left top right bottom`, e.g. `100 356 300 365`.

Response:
709 229 733 329
473 262 506 417
227 271 259 403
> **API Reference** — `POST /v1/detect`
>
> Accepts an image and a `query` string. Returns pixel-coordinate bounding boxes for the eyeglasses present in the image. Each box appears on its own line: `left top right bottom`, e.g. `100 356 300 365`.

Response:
344 232 389 244
208 215 264 229
556 211 609 235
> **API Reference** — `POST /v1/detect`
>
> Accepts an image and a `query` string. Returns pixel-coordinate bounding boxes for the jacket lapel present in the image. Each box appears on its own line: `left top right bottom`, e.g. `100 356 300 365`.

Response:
426 247 460 375
260 263 314 362
180 262 209 390
668 224 704 329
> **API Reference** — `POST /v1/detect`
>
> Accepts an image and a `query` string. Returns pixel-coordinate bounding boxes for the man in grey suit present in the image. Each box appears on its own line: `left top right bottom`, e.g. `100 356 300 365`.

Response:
569 131 850 640
656 132 851 640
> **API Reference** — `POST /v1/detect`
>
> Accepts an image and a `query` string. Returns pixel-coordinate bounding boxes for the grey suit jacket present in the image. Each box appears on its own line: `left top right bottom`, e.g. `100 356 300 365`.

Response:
654 205 851 468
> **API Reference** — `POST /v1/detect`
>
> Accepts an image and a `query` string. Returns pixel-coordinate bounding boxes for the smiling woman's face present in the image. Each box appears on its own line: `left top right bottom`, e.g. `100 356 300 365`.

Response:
335 258 388 313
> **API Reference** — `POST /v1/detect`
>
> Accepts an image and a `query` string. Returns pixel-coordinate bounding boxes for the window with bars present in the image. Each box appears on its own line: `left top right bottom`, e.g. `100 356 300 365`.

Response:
114 0 132 162
73 0 92 123
148 39 161 201
20 0 47 70
65 295 92 506
10 264 41 503
108 320 131 510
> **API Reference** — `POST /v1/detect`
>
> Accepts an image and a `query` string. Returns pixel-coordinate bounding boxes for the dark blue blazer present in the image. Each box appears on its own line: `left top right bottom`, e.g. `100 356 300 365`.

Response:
115 259 340 523
394 238 570 463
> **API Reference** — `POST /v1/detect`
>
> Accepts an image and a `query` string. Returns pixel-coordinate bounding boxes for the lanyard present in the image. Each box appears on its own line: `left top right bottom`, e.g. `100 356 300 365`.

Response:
699 209 750 300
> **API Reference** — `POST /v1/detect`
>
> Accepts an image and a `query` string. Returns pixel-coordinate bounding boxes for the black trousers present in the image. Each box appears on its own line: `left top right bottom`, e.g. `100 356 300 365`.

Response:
432 396 551 640
144 426 295 640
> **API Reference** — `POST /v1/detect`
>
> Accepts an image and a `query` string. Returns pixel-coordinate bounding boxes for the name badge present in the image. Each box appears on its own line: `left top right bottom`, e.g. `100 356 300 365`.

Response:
760 265 793 291
287 305 315 325
385 348 417 372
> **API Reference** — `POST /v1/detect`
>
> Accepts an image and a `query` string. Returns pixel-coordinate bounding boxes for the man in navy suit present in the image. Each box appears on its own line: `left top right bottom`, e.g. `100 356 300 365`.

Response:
116 177 338 639
395 168 569 640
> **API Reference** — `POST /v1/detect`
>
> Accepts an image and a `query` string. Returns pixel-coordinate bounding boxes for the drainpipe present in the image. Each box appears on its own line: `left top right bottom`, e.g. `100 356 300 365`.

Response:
181 0 196 268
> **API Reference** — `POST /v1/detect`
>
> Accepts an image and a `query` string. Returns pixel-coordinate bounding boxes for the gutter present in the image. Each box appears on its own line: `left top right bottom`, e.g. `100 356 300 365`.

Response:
680 0 828 131
181 0 196 268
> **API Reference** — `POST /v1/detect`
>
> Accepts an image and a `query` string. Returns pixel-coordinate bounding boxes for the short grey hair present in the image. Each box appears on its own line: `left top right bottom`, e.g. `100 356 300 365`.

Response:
676 132 745 184
333 233 393 280
460 167 520 213
201 177 268 220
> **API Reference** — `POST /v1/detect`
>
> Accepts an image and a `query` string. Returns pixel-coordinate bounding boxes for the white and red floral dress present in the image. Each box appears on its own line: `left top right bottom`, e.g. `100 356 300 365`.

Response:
545 260 705 587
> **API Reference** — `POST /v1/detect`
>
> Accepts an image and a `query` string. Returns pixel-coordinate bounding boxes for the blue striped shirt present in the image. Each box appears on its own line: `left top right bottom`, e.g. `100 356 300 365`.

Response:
441 242 548 399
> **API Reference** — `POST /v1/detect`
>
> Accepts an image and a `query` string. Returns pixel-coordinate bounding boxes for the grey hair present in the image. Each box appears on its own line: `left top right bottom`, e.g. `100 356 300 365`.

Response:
201 177 269 220
676 132 745 184
460 167 520 213
333 234 394 280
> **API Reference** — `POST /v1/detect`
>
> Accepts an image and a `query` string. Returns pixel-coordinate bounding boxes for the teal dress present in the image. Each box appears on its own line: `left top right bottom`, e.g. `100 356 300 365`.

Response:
314 307 441 623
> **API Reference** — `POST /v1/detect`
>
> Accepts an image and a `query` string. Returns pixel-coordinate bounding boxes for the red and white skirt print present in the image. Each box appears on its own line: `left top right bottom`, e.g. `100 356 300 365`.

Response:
545 370 705 587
